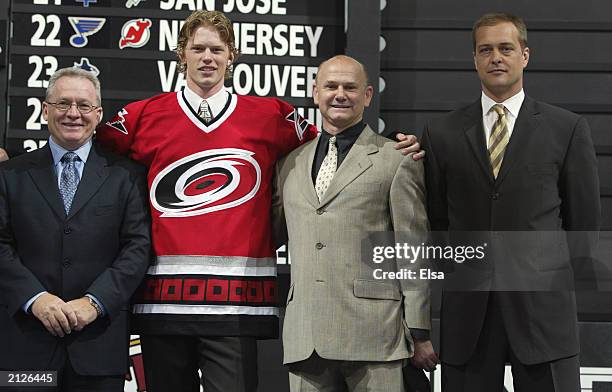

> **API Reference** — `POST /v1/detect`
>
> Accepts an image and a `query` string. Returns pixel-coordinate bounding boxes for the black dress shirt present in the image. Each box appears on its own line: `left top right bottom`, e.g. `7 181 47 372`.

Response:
311 122 365 183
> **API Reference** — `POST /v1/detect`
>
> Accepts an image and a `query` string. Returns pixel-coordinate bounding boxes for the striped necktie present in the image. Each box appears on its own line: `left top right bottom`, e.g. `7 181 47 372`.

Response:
488 104 510 178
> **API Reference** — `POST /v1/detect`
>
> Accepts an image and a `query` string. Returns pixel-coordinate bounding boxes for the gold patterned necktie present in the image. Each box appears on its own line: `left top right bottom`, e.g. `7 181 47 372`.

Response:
488 104 510 178
198 99 212 123
315 136 337 201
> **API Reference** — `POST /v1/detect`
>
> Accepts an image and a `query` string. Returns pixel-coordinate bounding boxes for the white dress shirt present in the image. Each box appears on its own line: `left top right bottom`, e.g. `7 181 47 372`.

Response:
481 89 525 148
183 85 231 119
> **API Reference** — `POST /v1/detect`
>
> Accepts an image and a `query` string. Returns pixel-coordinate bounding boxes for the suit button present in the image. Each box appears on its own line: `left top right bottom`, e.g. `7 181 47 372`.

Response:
492 192 500 200
315 242 325 250
63 227 72 234
62 258 71 268
316 208 324 215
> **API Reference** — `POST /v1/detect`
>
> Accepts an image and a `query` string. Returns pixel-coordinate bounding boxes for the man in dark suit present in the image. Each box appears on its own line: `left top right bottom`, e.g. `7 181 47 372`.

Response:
421 13 600 392
0 67 151 391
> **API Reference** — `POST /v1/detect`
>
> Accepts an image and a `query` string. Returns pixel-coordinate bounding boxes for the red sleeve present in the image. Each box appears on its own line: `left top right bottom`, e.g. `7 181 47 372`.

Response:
96 99 147 157
275 99 318 146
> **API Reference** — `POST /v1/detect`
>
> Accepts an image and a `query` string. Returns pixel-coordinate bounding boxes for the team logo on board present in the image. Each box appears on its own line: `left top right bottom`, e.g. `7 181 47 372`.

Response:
125 0 146 7
76 0 97 6
68 17 106 48
119 18 152 49
73 57 100 76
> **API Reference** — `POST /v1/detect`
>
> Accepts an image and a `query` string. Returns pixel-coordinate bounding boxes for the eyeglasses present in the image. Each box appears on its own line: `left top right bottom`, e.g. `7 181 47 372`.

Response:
45 101 100 114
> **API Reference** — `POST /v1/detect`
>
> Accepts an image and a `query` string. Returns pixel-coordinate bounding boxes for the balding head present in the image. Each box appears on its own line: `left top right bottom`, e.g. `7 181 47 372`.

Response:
316 55 369 87
313 55 373 134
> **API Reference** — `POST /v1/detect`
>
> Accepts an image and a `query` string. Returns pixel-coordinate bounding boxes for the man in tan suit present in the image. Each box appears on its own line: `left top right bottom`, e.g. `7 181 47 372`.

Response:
273 55 437 391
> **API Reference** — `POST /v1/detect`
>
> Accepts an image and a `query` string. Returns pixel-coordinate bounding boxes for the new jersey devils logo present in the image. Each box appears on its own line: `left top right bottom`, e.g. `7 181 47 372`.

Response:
119 18 152 49
150 149 262 217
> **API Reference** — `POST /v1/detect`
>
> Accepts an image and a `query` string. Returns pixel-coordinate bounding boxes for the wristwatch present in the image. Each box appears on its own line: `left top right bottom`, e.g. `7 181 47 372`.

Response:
88 296 103 317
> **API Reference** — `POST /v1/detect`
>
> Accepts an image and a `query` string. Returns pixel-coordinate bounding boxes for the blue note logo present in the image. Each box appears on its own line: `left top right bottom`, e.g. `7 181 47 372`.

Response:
73 57 100 76
68 17 106 48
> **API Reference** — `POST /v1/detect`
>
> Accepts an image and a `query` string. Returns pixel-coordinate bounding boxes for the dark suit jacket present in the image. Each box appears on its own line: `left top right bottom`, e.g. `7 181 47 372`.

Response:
421 96 600 365
0 142 151 375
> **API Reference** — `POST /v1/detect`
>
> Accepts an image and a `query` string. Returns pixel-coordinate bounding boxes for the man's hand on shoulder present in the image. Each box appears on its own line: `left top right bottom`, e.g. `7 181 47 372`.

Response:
395 133 425 160
31 293 77 337
410 339 438 371
65 297 99 331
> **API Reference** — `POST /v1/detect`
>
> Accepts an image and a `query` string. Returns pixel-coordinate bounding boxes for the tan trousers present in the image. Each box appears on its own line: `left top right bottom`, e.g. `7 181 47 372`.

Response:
288 352 405 392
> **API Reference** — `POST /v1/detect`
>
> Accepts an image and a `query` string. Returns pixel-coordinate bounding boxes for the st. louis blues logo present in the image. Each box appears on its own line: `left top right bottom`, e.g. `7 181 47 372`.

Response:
150 149 262 217
286 109 309 141
68 17 106 48
106 108 128 134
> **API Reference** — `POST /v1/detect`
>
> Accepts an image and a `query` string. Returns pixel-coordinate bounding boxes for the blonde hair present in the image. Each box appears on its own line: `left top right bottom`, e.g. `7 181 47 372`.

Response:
175 10 240 77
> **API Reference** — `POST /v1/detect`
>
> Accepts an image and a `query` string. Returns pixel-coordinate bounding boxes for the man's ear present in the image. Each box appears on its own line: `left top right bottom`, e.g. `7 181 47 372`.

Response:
522 47 530 68
364 85 374 108
313 83 319 106
42 101 49 122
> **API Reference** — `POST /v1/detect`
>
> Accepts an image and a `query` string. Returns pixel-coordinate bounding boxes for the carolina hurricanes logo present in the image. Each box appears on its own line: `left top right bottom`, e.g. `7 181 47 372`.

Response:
150 149 262 217
106 108 128 134
119 18 152 49
285 109 309 141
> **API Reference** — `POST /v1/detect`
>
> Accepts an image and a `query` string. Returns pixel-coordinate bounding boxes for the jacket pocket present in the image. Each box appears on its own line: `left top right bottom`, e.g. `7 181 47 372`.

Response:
353 279 400 300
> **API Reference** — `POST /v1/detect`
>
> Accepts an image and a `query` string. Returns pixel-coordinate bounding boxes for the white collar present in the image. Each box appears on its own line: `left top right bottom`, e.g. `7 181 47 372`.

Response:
183 85 230 118
481 89 525 118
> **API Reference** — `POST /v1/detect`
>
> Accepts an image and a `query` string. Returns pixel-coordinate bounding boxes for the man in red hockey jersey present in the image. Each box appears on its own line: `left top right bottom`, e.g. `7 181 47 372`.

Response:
97 10 422 392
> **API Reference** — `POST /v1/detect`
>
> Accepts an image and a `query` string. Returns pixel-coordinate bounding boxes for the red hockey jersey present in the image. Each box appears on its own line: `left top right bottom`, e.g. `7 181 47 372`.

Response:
96 90 317 337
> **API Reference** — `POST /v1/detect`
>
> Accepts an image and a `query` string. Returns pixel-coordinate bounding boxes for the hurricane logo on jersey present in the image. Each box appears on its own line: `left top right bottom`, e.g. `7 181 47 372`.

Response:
106 108 129 134
285 109 310 141
150 149 262 217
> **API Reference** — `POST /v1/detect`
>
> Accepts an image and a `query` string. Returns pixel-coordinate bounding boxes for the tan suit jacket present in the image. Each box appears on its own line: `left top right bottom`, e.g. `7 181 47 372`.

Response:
273 125 430 365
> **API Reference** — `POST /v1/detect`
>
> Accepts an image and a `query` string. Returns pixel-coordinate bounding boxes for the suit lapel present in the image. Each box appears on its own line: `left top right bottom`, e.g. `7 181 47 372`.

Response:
318 125 377 207
298 136 320 207
495 96 539 185
27 146 66 219
66 144 109 220
463 101 494 184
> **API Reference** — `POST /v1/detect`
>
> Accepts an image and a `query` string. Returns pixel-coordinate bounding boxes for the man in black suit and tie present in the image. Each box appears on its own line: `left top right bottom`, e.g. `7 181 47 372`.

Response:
0 67 151 391
421 13 600 392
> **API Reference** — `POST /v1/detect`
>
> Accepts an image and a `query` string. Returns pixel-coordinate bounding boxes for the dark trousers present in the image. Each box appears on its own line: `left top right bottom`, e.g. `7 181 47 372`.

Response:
442 294 580 392
140 335 258 392
0 349 124 392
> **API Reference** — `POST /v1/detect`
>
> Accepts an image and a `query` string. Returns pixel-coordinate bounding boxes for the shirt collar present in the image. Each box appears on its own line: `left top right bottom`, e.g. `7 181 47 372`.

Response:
481 89 525 118
183 85 230 117
49 137 92 166
320 121 365 154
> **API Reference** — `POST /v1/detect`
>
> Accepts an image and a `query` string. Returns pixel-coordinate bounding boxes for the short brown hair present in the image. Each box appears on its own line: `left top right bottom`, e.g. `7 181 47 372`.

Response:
175 10 240 77
472 13 528 50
